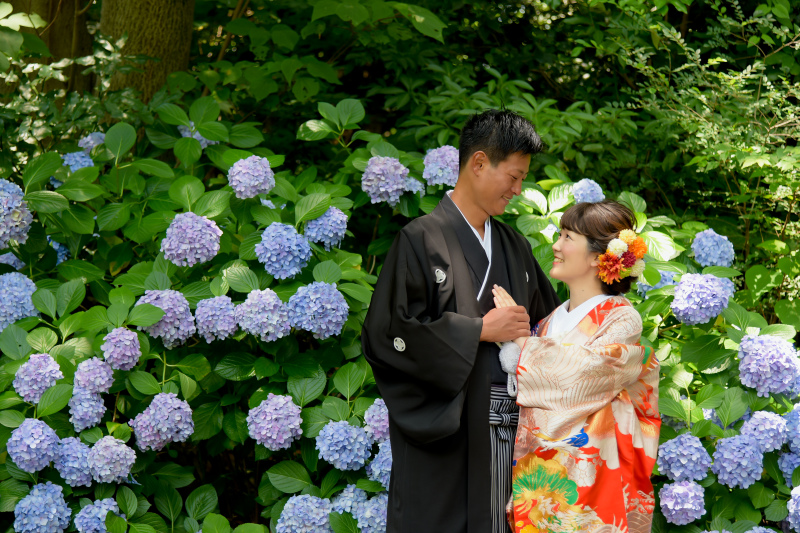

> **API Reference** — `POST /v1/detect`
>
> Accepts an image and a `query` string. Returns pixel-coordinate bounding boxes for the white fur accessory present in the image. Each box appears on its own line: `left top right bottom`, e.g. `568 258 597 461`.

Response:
498 342 521 397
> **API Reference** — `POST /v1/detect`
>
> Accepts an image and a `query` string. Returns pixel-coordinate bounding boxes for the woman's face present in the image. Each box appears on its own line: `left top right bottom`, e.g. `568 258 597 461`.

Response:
550 228 598 283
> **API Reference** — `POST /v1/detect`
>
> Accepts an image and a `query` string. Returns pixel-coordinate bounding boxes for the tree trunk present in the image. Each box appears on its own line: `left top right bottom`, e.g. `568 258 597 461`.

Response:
99 0 195 102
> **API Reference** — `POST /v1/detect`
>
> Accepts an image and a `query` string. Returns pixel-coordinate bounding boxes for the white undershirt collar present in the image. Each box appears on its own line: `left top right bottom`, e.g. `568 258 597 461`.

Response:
547 293 613 337
447 191 492 299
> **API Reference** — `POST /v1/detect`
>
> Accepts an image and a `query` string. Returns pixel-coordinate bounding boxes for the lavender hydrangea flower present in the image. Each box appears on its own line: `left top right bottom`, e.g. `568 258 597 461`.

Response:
247 393 303 450
47 236 69 265
195 295 237 342
100 327 141 370
739 335 800 397
75 357 114 393
255 223 311 279
423 145 459 187
54 437 92 487
784 404 800 453
658 481 705 525
13 353 63 403
692 228 735 267
235 288 290 342
0 179 33 249
135 290 196 349
657 434 711 481
13 482 71 533
62 151 93 173
637 270 676 298
0 271 37 333
130 392 194 451
361 156 409 206
367 440 392 490
74 498 126 533
0 252 24 269
741 411 787 452
789 486 800 532
228 155 275 199
354 493 389 533
331 484 368 515
69 387 106 432
286 282 348 340
745 529 772 533
364 398 389 443
780 452 800 487
161 212 222 267
316 420 372 471
7 418 59 472
572 179 605 204
178 121 219 150
79 132 105 153
276 494 333 533
671 273 730 325
87 436 136 483
261 198 276 209
305 207 348 251
404 177 425 197
711 434 764 489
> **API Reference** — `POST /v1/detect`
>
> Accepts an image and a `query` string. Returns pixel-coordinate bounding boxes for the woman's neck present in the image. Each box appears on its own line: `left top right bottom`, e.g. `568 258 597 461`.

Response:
566 279 606 311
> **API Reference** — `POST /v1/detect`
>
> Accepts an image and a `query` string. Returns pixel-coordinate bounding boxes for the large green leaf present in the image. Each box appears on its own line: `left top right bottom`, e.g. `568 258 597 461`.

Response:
129 371 162 396
24 191 69 213
267 461 312 493
215 352 256 381
37 384 73 417
333 363 366 399
169 176 205 211
22 152 62 192
295 193 331 225
287 367 326 407
186 484 218 521
105 122 137 159
56 279 85 317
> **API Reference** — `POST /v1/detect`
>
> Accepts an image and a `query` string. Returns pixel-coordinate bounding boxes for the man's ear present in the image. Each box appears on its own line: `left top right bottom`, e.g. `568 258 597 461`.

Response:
472 151 487 176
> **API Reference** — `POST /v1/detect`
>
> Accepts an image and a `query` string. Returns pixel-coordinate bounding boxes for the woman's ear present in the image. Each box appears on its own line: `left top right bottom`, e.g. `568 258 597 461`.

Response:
590 255 601 268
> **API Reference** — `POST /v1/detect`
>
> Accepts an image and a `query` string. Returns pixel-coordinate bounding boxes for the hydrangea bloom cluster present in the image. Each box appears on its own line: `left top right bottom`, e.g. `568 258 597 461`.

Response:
79 132 105 152
367 440 392 490
636 269 676 298
331 484 368 515
69 387 106 432
74 498 125 533
423 145 459 187
54 437 92 487
692 228 735 267
135 290 196 349
404 177 425 197
178 121 219 149
276 494 333 533
316 420 373 471
255 223 311 279
287 282 348 340
62 151 93 173
247 393 303 450
711 434 763 489
100 327 141 370
361 156 409 206
741 411 787 452
789 486 800 532
47 236 69 265
745 529 772 533
305 207 348 250
779 452 800 487
130 393 194 451
657 434 711 481
161 212 222 267
228 155 275 199
0 179 32 249
195 295 237 342
0 252 24 269
87 436 136 483
261 198 276 209
13 482 71 533
13 352 63 403
364 398 390 443
75 357 114 393
739 334 800 397
785 404 800 453
7 418 59 472
0 272 36 333
671 274 730 325
354 493 389 533
235 288 290 342
658 481 705 525
572 178 605 203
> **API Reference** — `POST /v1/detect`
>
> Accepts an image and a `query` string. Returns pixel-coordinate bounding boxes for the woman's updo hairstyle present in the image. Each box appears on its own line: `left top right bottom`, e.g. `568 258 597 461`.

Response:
559 199 638 296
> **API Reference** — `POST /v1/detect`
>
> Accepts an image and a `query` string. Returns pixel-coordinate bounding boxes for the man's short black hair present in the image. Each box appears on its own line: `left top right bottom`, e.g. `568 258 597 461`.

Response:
458 109 543 168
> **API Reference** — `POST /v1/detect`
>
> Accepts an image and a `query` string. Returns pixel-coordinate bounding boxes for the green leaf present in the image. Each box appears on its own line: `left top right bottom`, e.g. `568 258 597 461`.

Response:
97 203 132 232
702 266 741 279
105 513 128 533
176 354 211 380
196 122 229 143
329 511 359 533
338 283 371 304
229 124 263 148
32 289 57 319
402 4 446 43
132 159 174 178
106 123 137 159
129 371 161 396
765 499 788 521
178 372 198 401
37 384 73 416
760 324 797 341
295 193 331 225
193 191 231 218
695 384 725 409
26 328 58 353
117 486 139 518
124 212 174 244
56 279 85 317
297 119 336 141
0 325 31 359
56 181 106 202
617 191 647 212
24 191 69 213
62 204 96 234
127 303 165 327
215 352 256 381
747 482 775 508
640 231 679 261
313 261 342 283
745 265 782 299
174 137 203 166
335 99 365 126
0 409 25 428
267 461 312 493
287 367 326 407
157 103 191 126
776 299 800 329
22 152 62 191
222 409 248 443
321 396 350 421
190 97 221 125
717 387 747 428
232 525 266 533
192 402 223 441
202 513 231 533
107 303 129 328
186 485 218 521
333 363 366 399
238 231 261 261
355 479 385 492
224 267 259 293
169 176 205 211
155 485 183 522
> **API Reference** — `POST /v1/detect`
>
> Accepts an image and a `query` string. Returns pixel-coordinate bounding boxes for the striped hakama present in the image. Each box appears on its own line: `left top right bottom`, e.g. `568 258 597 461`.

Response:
490 385 519 533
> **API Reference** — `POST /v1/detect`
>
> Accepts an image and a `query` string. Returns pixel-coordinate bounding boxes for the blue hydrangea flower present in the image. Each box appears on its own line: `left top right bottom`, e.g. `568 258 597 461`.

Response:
657 433 711 481
364 398 389 443
75 357 114 394
178 121 219 150
235 288 290 342
13 481 71 533
739 335 799 398
62 151 94 173
135 290 196 349
692 228 735 267
261 198 275 209
195 295 237 342
286 282 348 340
789 486 800 532
658 481 705 525
130 392 194 451
404 177 425 197
276 494 333 533
741 411 787 452
100 327 141 370
711 434 764 489
637 270 676 298
422 145 459 187
367 440 392 490
354 493 389 533
13 352 63 403
246 393 303 450
228 155 275 199
316 420 372 471
745 529 772 533
47 236 69 265
87 436 136 483
784 404 800 454
255 223 311 279
69 387 106 432
0 179 33 249
331 484 368 515
54 436 92 487
0 271 37 333
74 498 126 533
0 252 25 269
305 207 348 251
161 212 222 267
361 156 409 206
79 132 105 153
780 452 800 487
572 179 605 204
7 418 59 472
671 273 730 325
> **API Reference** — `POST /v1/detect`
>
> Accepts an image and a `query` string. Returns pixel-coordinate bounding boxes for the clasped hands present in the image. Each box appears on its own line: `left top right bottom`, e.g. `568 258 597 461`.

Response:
478 285 531 348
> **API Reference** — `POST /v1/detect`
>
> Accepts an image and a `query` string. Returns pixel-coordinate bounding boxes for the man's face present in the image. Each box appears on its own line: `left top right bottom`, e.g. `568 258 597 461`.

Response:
474 152 531 217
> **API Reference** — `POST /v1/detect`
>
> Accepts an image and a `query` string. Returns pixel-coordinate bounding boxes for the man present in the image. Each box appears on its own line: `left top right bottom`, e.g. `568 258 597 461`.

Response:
362 110 561 533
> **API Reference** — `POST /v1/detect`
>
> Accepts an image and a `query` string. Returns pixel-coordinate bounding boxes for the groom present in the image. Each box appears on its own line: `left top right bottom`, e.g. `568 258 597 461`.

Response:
362 110 560 533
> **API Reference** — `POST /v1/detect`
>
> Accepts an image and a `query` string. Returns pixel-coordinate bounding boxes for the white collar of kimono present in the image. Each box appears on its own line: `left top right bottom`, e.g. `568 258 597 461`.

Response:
547 293 614 338
447 191 492 300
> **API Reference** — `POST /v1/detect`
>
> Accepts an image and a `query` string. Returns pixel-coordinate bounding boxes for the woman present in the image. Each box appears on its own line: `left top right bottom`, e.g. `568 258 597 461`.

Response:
494 199 660 533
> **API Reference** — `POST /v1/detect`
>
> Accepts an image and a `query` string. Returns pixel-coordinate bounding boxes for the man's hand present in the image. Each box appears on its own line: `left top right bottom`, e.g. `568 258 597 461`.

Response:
480 306 530 343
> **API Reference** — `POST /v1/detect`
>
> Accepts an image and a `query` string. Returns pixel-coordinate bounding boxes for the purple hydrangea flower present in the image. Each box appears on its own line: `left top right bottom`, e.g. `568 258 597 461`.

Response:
331 484 368 515
276 494 333 533
354 493 389 533
789 486 800 532
422 145 459 187
658 481 705 525
178 121 219 150
228 155 275 199
13 353 63 403
130 392 194 451
47 236 69 265
255 223 311 279
692 228 735 267
54 437 92 487
671 273 730 325
74 498 126 533
79 132 105 153
784 404 800 453
745 529 772 533
711 434 764 489
316 420 372 471
739 335 800 397
780 452 800 487
261 198 275 209
135 290 196 349
247 393 303 450
404 177 425 197
0 179 33 249
13 482 71 533
0 252 25 269
235 288 290 342
195 295 237 342
75 357 114 394
364 398 389 443
637 270 676 298
657 433 711 481
305 207 348 251
7 418 59 472
62 151 93 173
572 179 605 204
0 272 37 333
100 327 142 370
361 156 409 206
87 436 136 483
161 212 222 267
69 387 106 432
367 440 392 490
286 282 348 340
741 411 787 452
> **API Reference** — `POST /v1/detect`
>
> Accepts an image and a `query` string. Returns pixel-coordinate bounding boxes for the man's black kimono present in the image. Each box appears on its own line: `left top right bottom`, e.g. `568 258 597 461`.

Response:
362 194 559 533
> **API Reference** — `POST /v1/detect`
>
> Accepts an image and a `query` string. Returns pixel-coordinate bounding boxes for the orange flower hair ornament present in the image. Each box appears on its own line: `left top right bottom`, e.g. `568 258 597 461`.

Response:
596 230 648 284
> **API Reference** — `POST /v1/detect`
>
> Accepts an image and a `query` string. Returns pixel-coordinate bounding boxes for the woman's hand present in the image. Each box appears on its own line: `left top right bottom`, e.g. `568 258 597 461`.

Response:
493 285 530 348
